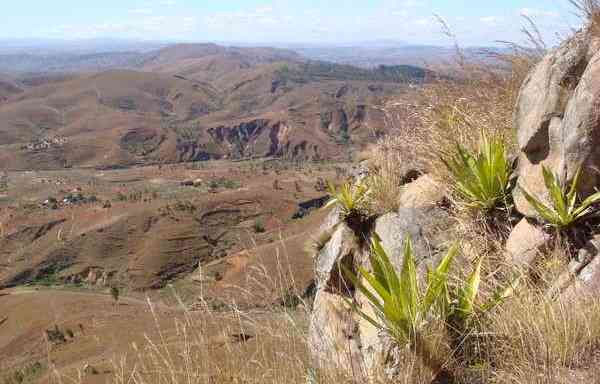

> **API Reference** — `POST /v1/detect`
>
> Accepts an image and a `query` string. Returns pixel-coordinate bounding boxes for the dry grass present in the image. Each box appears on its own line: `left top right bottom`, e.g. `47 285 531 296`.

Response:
362 27 539 218
397 62 523 185
83 258 600 384
42 7 600 384
363 136 407 214
114 314 451 384
103 302 457 384
109 302 313 384
484 290 600 383
571 0 600 35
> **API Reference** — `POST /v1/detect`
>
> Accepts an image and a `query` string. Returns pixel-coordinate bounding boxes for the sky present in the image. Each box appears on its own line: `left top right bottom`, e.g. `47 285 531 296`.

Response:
0 0 585 46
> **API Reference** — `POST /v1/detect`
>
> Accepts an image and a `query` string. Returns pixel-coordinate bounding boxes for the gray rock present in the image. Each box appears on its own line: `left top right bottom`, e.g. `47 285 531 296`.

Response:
513 28 600 216
505 218 550 269
559 49 600 194
514 30 590 157
308 206 448 379
309 222 365 377
314 223 358 293
308 290 366 378
398 174 445 210
319 206 342 234
560 235 600 299
374 209 430 267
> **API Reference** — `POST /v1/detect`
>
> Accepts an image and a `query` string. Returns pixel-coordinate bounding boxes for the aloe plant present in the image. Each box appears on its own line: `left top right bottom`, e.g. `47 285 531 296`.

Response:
343 236 451 341
324 181 369 216
520 166 600 229
343 235 514 376
442 133 511 212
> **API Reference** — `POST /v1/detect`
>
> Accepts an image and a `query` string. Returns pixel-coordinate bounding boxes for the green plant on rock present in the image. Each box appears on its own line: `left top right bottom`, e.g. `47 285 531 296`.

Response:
442 133 511 212
324 181 370 217
520 166 600 229
343 235 514 378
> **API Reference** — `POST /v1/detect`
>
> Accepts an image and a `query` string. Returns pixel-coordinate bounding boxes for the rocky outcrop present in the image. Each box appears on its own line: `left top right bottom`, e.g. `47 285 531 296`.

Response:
505 218 551 270
398 174 445 209
207 119 273 159
552 235 600 300
200 119 321 161
513 27 600 216
308 205 450 379
309 222 364 377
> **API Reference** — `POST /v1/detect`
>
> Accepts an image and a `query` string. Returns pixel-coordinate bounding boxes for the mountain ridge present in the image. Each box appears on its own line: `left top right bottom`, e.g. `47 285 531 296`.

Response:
0 43 429 170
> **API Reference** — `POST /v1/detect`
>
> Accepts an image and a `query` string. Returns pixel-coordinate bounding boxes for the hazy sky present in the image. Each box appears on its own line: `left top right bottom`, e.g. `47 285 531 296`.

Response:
1 0 584 46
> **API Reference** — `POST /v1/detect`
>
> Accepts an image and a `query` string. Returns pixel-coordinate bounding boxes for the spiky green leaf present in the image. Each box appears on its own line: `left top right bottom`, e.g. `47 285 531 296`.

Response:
456 257 482 320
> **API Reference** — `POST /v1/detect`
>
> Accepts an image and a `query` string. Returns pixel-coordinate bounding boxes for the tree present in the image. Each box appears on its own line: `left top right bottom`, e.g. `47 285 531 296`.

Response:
110 286 120 307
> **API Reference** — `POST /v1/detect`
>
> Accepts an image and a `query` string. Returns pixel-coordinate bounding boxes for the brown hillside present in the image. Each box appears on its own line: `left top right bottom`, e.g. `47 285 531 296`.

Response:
0 44 419 169
0 76 22 103
0 161 338 292
141 44 301 78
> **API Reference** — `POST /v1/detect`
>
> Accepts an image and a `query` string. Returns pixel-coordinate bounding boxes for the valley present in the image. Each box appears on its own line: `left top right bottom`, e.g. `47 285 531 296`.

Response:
0 159 340 380
6 1 600 383
0 44 427 170
0 40 427 381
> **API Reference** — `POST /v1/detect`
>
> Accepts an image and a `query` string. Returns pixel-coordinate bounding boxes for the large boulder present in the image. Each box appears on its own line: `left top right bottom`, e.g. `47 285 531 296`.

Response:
513 27 600 217
308 206 450 379
505 218 551 269
399 174 445 210
308 222 365 378
558 235 600 300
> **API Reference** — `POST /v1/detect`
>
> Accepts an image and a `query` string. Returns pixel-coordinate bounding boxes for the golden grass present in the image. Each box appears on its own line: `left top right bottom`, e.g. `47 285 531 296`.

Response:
361 31 538 219
484 290 600 383
364 136 406 214
571 0 600 35
43 8 600 384
397 66 521 184
109 303 313 384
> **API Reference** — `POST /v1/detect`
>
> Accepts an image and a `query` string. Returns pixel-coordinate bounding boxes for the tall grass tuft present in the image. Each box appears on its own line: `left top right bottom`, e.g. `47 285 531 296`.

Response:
486 285 600 382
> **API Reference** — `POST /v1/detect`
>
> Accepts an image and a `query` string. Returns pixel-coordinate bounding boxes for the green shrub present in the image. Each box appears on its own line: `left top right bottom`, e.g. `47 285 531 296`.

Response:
208 178 240 191
344 236 462 342
521 166 600 229
0 173 8 192
110 286 120 303
3 362 44 384
442 133 511 211
222 179 239 189
324 181 369 217
343 235 514 376
253 218 266 233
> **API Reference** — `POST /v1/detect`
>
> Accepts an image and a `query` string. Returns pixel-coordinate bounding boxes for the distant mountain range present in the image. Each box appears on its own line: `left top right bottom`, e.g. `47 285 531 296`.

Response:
0 42 435 169
0 38 168 55
0 38 498 73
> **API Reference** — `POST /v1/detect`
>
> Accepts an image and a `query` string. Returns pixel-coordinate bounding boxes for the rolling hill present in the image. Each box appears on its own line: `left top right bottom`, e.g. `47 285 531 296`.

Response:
0 43 429 169
0 76 22 103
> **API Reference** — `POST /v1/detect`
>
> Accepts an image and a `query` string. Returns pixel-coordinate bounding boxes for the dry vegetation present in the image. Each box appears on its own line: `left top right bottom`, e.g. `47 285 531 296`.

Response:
81 21 600 384
346 3 600 383
361 28 540 217
8 4 600 384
